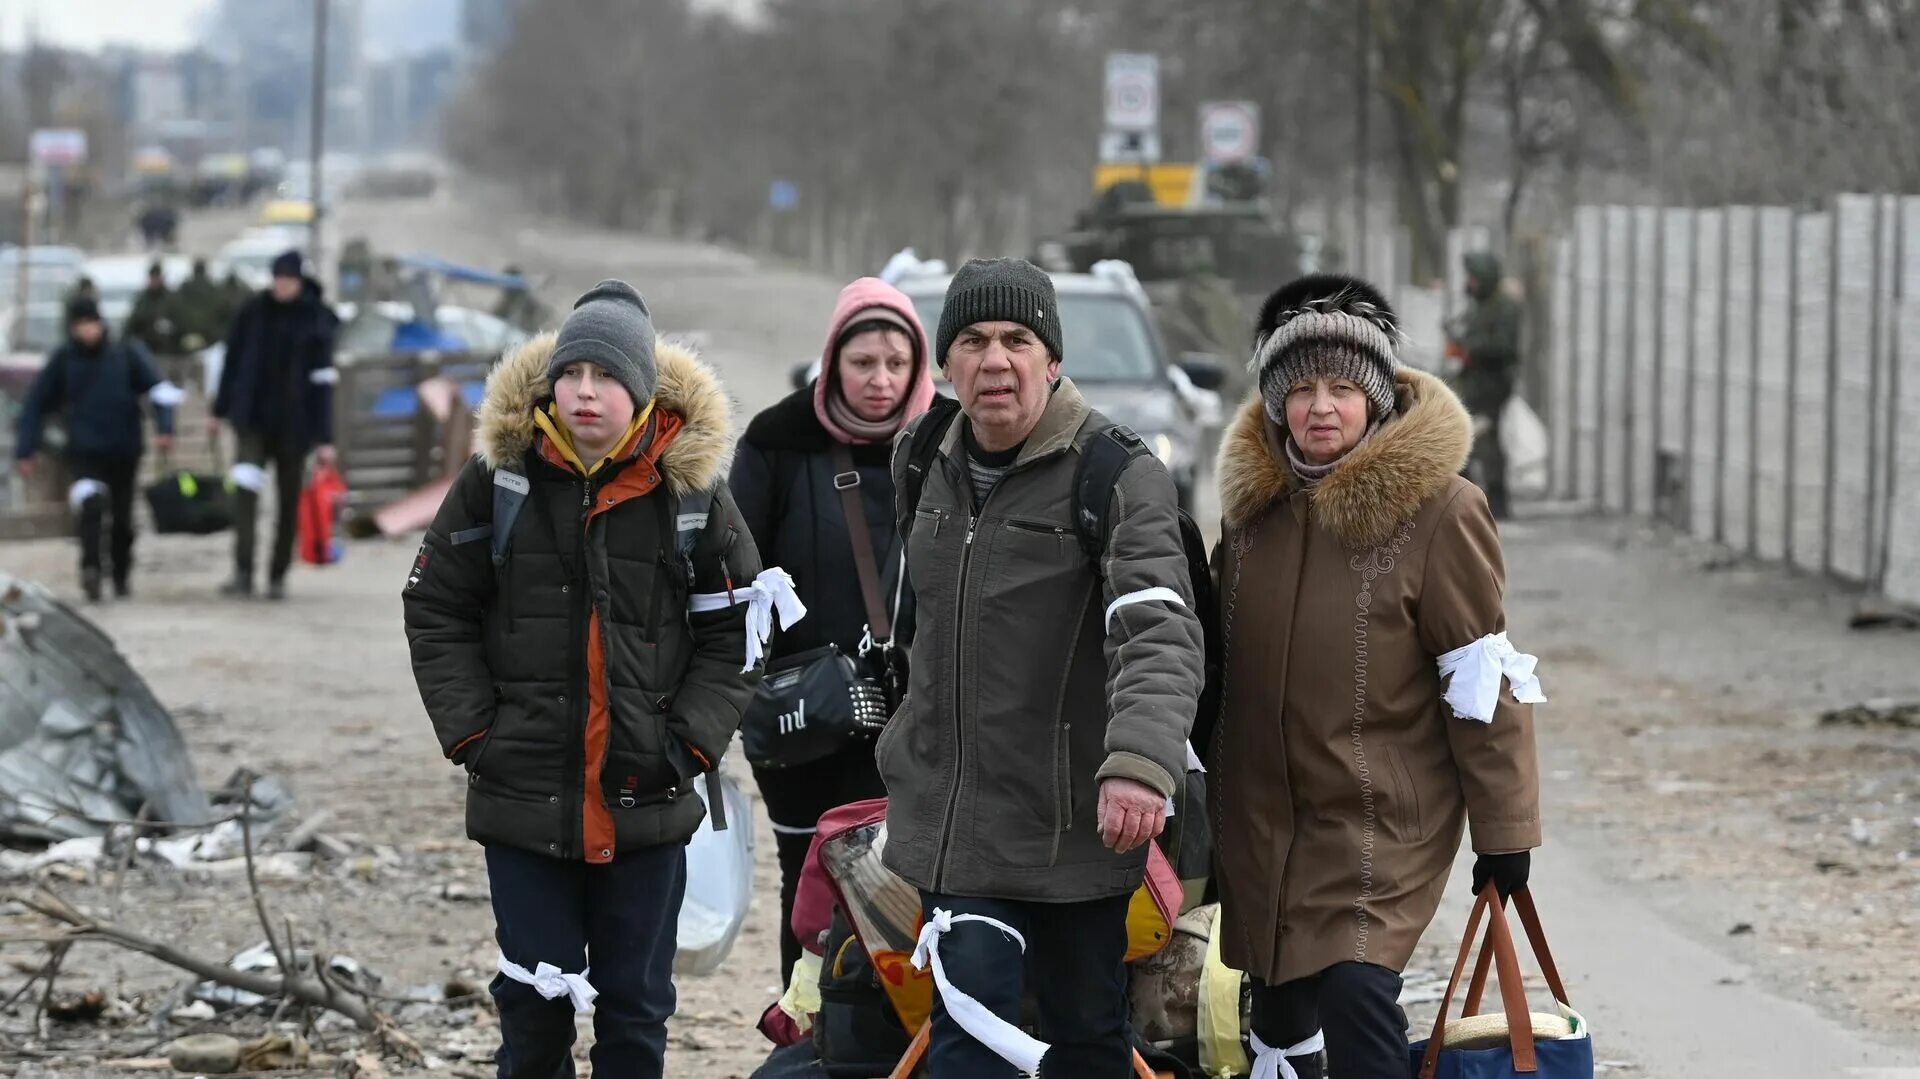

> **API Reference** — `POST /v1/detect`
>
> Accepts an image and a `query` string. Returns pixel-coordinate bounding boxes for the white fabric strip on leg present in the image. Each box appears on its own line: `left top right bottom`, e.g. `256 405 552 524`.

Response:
1435 631 1547 723
1104 586 1187 634
910 909 1049 1076
767 822 818 836
227 463 267 493
308 367 339 385
147 380 188 407
496 953 597 1013
67 479 107 511
1248 1030 1327 1079
688 567 807 672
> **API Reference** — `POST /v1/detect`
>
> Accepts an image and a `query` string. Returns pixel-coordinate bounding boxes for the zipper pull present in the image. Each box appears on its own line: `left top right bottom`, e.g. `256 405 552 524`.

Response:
965 526 975 546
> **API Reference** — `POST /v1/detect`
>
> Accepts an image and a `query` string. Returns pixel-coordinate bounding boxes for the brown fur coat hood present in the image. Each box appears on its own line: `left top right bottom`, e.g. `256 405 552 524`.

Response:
474 332 732 494
1216 366 1473 547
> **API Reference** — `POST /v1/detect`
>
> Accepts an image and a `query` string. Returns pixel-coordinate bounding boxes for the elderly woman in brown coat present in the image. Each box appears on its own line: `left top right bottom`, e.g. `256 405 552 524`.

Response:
1209 275 1545 1079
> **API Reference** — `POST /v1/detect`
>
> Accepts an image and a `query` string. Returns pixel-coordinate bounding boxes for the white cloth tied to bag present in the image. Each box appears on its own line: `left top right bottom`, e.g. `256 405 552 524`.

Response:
1436 631 1546 724
911 909 1049 1076
1249 1030 1327 1079
497 953 597 1013
687 567 807 672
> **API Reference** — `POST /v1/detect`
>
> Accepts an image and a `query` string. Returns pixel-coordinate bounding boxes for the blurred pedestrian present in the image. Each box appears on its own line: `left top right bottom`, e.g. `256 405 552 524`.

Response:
403 280 772 1079
1211 274 1545 1079
728 276 936 982
212 250 339 600
169 258 231 353
12 297 177 601
125 261 178 355
1449 252 1522 519
881 259 1204 1078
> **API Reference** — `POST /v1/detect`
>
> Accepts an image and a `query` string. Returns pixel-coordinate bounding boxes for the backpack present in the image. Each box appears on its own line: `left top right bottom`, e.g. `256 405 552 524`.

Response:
898 397 1221 882
811 907 911 1076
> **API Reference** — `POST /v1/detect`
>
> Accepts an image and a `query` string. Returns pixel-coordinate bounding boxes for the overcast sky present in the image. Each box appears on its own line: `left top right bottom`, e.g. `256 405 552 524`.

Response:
0 0 215 52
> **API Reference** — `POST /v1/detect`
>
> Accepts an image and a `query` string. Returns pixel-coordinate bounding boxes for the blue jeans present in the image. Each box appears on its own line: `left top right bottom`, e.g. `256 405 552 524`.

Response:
918 890 1133 1079
485 842 686 1079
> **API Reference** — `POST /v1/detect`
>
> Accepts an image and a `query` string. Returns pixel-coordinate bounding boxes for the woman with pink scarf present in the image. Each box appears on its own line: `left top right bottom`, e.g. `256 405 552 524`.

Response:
729 277 937 981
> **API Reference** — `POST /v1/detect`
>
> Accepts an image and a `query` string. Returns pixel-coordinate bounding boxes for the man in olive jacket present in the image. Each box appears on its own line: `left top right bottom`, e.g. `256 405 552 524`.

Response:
1451 252 1522 519
877 258 1205 1078
403 281 768 1078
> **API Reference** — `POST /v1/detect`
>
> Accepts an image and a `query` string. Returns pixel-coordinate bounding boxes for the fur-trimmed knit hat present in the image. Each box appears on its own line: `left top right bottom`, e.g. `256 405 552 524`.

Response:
1250 273 1401 420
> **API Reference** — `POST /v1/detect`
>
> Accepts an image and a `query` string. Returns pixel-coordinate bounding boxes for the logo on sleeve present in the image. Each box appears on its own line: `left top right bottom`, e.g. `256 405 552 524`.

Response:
406 543 430 590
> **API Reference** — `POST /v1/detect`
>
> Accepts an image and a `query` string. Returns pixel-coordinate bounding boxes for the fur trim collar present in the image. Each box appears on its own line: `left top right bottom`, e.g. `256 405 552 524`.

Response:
1215 367 1472 547
475 332 732 494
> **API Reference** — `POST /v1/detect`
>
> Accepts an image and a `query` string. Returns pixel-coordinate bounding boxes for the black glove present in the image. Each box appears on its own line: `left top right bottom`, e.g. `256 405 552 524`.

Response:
1471 851 1530 899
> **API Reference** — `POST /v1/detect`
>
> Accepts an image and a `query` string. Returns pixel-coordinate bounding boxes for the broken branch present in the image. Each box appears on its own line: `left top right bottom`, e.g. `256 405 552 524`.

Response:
7 888 379 1030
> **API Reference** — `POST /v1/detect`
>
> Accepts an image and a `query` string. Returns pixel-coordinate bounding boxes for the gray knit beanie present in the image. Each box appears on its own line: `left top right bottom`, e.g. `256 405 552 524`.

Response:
547 279 657 406
1251 273 1400 422
935 258 1063 366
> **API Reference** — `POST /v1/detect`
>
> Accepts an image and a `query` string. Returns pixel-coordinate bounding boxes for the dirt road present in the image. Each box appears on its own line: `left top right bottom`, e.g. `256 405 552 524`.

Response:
3 186 1917 1077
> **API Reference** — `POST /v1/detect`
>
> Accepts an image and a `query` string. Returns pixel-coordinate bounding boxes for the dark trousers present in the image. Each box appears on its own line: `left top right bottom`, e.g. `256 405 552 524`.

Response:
918 890 1133 1079
70 453 140 587
232 433 306 583
485 842 687 1079
751 740 886 982
1251 962 1407 1079
1467 399 1511 519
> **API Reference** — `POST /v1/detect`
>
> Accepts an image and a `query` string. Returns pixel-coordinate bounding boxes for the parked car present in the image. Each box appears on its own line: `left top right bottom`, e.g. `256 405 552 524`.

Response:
892 260 1225 508
0 245 87 306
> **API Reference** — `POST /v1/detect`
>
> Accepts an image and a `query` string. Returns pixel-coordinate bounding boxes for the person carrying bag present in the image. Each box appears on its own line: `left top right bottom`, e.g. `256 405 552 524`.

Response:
730 276 938 983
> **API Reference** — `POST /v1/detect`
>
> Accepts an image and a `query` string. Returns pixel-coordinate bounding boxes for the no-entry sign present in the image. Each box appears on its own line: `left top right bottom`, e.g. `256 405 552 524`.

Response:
1199 101 1260 164
1105 53 1159 132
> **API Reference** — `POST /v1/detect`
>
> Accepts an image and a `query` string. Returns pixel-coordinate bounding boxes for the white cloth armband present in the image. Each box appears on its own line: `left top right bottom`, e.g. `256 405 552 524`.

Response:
912 909 1050 1075
497 953 596 1013
1435 631 1546 724
1104 586 1186 633
688 567 807 672
148 380 188 407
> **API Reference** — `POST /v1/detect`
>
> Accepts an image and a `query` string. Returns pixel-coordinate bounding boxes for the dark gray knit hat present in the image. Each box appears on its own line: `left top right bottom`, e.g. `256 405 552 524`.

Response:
1251 273 1401 420
935 258 1062 366
547 280 657 405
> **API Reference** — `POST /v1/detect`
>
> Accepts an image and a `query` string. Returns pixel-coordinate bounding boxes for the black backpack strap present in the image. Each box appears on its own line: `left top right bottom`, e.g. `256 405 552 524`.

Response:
898 395 961 532
674 486 716 583
1072 422 1149 562
489 466 530 566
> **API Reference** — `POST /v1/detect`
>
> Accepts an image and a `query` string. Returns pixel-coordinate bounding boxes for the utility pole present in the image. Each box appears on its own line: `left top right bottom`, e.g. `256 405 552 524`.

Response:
308 0 329 267
1353 0 1372 278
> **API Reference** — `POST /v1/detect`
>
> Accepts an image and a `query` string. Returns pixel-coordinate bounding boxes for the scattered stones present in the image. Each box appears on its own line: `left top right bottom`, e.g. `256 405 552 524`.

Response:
168 1032 243 1074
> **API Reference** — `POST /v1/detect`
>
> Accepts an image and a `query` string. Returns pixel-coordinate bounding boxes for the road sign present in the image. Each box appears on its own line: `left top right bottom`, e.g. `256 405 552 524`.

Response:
1099 130 1162 164
1199 101 1260 164
28 129 88 168
1104 53 1159 132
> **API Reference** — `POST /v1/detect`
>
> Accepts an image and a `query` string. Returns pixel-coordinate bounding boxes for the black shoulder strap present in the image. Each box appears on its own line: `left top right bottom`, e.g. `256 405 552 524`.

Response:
489 466 531 566
899 395 962 526
1072 422 1149 561
674 486 715 581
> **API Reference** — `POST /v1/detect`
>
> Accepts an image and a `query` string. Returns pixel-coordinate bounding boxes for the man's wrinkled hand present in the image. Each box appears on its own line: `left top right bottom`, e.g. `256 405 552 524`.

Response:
1096 777 1166 854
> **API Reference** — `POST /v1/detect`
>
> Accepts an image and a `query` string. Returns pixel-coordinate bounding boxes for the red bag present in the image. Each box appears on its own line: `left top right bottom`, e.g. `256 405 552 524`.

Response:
792 797 890 957
297 465 349 566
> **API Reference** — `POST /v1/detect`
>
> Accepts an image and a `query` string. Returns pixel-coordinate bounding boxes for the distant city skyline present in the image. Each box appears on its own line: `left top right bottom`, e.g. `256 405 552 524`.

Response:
0 0 215 52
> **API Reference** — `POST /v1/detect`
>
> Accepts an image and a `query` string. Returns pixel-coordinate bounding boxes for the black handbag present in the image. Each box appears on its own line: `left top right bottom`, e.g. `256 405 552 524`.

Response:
741 447 904 770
